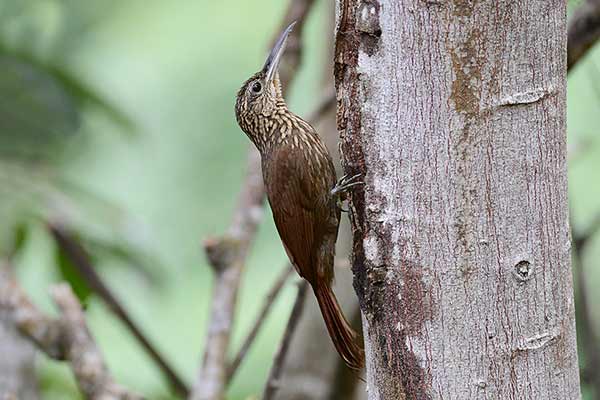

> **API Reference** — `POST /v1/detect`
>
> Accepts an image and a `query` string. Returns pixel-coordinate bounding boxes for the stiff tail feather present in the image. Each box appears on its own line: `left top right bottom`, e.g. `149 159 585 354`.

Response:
313 282 364 370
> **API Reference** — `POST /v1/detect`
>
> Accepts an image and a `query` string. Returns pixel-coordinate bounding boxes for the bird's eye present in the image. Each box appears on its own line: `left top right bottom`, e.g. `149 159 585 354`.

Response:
251 81 262 94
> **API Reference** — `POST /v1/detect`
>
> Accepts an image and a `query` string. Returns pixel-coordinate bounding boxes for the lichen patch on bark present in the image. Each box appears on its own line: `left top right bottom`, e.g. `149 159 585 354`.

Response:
336 0 579 399
449 27 484 117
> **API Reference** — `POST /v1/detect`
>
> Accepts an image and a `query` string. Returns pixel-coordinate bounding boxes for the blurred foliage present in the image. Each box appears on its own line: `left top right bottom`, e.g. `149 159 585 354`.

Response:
0 55 78 160
1 0 327 399
0 0 157 285
1 0 599 399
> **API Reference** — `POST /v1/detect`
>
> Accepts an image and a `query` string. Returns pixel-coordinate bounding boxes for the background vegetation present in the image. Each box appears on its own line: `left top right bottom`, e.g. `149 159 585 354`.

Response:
1 0 599 398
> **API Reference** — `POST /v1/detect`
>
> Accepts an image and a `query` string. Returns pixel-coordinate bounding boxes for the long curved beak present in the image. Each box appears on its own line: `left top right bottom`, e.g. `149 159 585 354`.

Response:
262 21 296 83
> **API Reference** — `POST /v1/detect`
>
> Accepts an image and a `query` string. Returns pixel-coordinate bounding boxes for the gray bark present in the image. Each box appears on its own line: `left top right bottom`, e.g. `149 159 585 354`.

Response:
334 1 581 399
0 313 38 400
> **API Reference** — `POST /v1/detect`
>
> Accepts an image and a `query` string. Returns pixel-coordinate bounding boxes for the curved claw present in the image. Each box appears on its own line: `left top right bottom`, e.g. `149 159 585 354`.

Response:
331 173 364 197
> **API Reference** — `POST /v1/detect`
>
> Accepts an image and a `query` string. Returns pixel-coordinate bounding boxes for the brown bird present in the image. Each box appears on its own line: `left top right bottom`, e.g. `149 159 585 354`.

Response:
234 22 364 370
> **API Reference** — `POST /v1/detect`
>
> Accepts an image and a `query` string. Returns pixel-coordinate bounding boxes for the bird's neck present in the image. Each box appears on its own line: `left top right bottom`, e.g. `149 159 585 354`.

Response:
244 105 304 154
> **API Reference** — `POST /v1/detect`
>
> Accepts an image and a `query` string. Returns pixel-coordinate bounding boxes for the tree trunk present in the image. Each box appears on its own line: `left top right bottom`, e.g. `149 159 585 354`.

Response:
334 1 581 399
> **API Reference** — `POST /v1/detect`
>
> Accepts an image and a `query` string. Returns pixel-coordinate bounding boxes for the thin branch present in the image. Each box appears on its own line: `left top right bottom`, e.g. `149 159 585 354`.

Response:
221 90 336 386
191 2 316 399
572 213 600 394
0 266 142 399
271 0 317 87
568 0 600 71
226 265 295 383
52 284 143 400
568 5 600 389
193 88 335 399
262 282 308 400
47 222 189 397
567 7 600 160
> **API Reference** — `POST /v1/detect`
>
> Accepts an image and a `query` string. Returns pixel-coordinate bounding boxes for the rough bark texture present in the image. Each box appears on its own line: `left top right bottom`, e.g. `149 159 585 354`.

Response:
334 1 581 399
0 266 143 400
0 311 38 400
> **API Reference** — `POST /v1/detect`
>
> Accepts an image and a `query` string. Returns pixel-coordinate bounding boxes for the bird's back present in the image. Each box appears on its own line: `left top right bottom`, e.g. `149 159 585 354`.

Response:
262 121 339 284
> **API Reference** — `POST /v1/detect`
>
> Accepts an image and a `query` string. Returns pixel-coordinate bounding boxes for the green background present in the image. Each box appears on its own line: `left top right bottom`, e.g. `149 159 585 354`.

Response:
1 0 599 399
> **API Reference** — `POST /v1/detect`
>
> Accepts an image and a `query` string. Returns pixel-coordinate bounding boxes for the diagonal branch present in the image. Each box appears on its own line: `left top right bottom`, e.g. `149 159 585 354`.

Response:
567 4 600 395
572 214 600 395
262 281 308 400
226 264 295 383
190 2 317 398
193 88 333 399
0 265 143 399
222 92 336 386
568 0 600 71
47 222 189 397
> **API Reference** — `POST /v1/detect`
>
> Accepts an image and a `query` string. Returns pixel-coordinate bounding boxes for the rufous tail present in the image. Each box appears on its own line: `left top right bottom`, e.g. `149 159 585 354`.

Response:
313 281 364 370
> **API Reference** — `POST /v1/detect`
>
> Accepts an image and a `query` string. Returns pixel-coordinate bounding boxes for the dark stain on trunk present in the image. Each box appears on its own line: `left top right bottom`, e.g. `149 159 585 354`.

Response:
399 262 434 336
448 25 485 280
335 1 433 399
335 0 367 307
374 322 433 400
356 0 382 56
452 0 477 17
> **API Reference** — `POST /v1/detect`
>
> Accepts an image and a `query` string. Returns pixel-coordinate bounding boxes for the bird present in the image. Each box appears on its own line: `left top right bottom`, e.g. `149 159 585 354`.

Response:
234 21 364 370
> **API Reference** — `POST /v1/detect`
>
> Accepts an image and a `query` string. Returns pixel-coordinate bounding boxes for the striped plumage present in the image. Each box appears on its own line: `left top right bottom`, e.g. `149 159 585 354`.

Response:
234 24 364 370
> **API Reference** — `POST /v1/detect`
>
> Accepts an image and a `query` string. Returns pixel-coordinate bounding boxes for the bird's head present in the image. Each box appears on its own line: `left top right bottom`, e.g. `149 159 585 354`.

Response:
235 22 295 136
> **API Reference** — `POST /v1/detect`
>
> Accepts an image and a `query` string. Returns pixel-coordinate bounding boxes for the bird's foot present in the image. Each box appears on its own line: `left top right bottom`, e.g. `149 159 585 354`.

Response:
332 174 364 213
331 173 364 197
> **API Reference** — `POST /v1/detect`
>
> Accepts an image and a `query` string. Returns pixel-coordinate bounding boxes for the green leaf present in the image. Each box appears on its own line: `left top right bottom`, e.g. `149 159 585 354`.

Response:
0 55 79 161
45 61 134 130
0 166 45 257
0 46 134 133
54 235 92 304
50 178 163 283
10 221 29 257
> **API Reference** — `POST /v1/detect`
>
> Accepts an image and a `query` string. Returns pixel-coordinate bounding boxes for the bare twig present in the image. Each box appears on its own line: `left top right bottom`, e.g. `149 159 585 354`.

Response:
0 268 64 359
262 282 308 400
47 223 189 397
226 265 295 383
568 14 600 393
568 3 600 391
572 214 600 395
52 285 143 400
566 7 600 159
191 2 316 399
0 266 142 399
271 0 317 87
568 0 600 71
193 88 335 399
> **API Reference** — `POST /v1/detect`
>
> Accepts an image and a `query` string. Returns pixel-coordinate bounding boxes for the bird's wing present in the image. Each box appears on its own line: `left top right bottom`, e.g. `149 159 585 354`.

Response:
266 145 319 282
